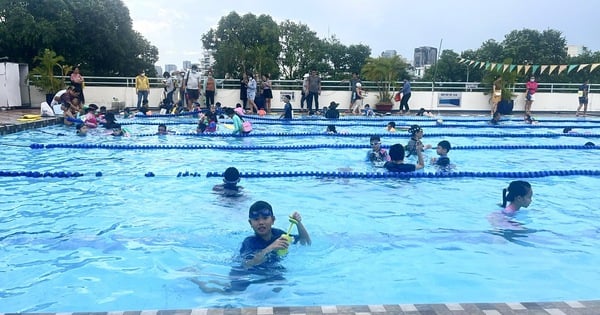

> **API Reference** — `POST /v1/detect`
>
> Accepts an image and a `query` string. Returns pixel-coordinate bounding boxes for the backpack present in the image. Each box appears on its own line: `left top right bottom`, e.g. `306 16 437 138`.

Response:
242 121 253 133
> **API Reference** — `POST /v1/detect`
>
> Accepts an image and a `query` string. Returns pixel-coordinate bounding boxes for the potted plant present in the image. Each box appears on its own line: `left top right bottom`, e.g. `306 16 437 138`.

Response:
29 49 66 104
361 55 408 112
483 59 518 114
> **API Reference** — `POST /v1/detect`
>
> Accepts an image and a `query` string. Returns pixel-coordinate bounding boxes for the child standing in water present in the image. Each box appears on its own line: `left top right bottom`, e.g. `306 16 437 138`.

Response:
405 124 432 158
501 180 533 216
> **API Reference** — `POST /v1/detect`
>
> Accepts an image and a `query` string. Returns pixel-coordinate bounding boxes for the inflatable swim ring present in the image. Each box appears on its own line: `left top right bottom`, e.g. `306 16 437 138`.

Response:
17 117 42 122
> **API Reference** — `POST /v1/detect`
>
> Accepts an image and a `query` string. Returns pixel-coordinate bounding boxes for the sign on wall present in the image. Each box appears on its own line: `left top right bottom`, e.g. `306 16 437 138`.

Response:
438 92 461 107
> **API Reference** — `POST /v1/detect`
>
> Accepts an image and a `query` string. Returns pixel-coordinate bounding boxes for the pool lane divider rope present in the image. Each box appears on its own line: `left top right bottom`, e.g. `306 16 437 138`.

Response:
27 132 600 139
2 169 600 179
117 120 600 129
126 112 600 123
29 143 600 150
241 115 600 123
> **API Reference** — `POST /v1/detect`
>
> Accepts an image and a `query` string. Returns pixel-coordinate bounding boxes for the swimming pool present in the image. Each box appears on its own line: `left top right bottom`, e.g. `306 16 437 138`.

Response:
1 114 600 312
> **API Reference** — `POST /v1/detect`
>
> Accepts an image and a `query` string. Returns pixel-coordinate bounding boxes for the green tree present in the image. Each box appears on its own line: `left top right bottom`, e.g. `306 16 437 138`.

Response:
361 56 409 103
0 0 157 76
346 44 371 75
28 49 66 94
422 50 464 82
278 20 323 79
501 28 567 64
203 12 280 78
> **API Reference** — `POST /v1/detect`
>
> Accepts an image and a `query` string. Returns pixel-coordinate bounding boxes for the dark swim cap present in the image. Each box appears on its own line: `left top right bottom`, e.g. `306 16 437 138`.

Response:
408 124 422 135
223 167 240 183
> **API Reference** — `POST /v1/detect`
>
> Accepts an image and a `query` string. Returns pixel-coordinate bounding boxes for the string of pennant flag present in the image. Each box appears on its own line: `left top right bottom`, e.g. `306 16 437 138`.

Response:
457 58 600 75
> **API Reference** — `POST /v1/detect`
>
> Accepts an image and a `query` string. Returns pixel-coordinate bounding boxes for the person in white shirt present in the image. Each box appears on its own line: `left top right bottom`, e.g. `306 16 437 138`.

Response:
183 65 202 111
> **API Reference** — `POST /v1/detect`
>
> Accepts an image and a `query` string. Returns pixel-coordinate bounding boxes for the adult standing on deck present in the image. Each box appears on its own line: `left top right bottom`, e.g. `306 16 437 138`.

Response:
70 66 85 104
135 70 150 110
262 74 273 113
300 73 309 112
576 79 590 117
491 76 502 115
525 76 538 115
204 70 216 109
247 73 259 113
240 73 248 110
399 79 412 115
183 65 202 111
348 72 362 113
307 70 321 113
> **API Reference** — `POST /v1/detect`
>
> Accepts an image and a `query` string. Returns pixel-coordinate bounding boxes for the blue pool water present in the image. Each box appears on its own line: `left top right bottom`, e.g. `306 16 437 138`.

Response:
1 115 600 312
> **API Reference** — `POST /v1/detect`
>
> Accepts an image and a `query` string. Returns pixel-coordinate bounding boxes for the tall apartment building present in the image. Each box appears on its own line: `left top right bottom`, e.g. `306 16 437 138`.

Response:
567 45 584 57
154 65 163 77
182 60 192 71
381 50 397 58
413 46 438 67
200 49 215 73
165 64 177 74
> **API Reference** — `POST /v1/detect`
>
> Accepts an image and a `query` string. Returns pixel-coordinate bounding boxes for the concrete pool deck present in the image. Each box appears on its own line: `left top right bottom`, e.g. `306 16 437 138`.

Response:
1 107 599 314
2 301 600 315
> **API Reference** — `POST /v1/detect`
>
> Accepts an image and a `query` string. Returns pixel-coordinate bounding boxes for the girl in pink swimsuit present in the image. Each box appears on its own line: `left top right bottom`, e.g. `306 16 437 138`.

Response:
501 180 533 216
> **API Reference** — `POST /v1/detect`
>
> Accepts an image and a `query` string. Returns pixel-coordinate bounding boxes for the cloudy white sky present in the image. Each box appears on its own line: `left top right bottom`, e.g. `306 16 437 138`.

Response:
123 0 599 71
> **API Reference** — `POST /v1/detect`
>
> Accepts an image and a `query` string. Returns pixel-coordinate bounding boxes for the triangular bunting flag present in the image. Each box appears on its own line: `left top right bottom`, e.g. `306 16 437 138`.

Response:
517 65 524 73
548 65 558 74
458 58 466 64
490 63 496 70
469 60 476 65
524 65 531 74
539 65 548 74
531 65 540 74
577 64 589 72
496 64 503 71
590 63 600 73
509 64 516 72
503 64 510 72
479 61 486 69
567 64 577 74
558 65 568 74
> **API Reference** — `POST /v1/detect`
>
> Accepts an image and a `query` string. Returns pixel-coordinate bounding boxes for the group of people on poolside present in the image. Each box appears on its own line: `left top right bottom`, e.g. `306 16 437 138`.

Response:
491 76 591 118
202 159 532 294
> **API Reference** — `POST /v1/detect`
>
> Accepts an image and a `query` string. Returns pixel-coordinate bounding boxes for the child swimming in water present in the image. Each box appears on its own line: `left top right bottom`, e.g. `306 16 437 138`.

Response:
405 124 432 158
501 180 533 216
212 167 244 197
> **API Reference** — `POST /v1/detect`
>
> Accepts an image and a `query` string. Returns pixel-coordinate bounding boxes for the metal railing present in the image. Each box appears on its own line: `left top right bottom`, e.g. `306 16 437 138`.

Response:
35 76 594 94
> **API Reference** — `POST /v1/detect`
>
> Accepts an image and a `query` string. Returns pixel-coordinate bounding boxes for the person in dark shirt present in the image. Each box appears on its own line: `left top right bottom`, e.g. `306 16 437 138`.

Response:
384 143 424 172
430 140 451 167
280 95 293 119
325 101 340 119
191 201 311 293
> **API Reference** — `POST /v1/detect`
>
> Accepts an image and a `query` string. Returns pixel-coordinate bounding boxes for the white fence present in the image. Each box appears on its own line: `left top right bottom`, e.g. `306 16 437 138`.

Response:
28 78 598 114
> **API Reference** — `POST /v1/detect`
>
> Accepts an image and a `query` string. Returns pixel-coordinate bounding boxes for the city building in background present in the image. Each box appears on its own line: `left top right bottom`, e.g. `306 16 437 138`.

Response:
182 60 192 71
200 49 215 74
413 46 438 79
413 46 438 67
165 64 177 74
567 45 584 57
154 65 162 76
381 50 397 58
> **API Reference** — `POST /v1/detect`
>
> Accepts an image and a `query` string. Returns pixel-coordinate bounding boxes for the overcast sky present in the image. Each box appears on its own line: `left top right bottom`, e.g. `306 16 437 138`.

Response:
123 0 599 71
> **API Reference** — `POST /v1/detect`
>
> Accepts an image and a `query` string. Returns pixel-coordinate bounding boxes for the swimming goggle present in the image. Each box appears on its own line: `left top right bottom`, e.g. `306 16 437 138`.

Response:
249 208 273 219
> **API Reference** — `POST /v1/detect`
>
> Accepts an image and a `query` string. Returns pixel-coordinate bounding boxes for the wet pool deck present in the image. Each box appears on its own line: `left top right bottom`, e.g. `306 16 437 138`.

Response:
1 107 599 315
0 108 63 135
